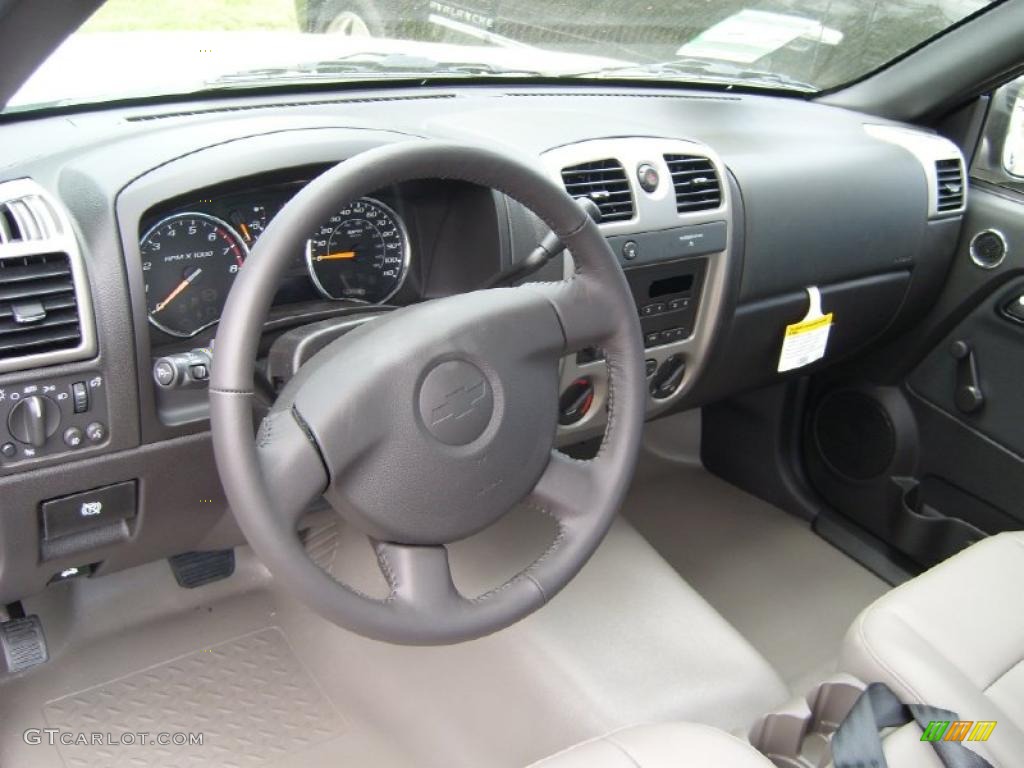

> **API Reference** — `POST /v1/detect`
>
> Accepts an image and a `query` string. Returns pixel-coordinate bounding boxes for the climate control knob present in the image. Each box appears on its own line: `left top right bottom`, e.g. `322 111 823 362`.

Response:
7 395 60 448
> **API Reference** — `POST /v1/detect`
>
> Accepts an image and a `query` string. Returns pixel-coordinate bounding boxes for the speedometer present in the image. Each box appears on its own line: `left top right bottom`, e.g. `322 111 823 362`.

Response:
306 198 410 303
141 212 248 337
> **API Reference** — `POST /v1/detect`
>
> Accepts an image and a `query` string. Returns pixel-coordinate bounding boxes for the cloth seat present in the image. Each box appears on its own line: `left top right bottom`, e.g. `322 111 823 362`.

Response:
839 531 1024 767
527 722 772 767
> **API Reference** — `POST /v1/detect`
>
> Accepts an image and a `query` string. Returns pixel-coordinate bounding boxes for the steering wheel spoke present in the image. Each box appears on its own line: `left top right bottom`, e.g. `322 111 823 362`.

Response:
529 277 621 353
374 542 466 611
255 408 329 527
527 449 602 522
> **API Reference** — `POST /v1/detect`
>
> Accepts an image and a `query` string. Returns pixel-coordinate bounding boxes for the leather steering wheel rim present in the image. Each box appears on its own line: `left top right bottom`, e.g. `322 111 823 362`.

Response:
209 140 646 645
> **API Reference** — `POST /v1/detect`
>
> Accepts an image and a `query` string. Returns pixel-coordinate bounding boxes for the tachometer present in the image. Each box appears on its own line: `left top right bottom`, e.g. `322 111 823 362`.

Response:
306 198 410 303
141 212 248 337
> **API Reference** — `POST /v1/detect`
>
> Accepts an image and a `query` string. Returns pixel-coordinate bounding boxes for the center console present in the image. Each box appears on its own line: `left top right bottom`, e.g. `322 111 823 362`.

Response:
541 138 735 444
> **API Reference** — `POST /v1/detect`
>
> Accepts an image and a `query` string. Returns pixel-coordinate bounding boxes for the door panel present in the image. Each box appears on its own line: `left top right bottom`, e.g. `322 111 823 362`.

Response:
803 77 1024 569
909 271 1024 459
904 74 1024 539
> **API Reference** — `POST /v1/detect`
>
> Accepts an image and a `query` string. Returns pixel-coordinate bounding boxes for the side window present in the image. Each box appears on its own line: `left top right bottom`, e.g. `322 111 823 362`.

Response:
972 74 1024 194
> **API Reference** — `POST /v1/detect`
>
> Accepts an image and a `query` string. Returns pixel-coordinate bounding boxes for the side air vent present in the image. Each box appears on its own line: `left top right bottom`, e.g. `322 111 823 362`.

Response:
935 158 965 213
664 154 722 213
0 254 82 358
0 194 63 244
862 126 967 220
560 159 634 222
0 179 95 373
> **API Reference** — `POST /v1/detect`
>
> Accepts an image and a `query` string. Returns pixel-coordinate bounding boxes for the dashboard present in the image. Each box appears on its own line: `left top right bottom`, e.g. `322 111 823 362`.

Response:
0 85 967 601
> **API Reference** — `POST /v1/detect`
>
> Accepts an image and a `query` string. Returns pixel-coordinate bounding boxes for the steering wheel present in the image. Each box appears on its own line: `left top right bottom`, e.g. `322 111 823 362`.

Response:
209 141 646 645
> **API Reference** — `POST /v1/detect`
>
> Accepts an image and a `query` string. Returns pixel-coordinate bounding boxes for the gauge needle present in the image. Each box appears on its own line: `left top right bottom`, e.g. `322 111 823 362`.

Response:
153 268 203 313
316 250 356 261
239 222 252 242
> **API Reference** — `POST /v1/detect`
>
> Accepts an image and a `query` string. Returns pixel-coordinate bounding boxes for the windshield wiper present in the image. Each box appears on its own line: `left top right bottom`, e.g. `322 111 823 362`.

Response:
209 52 547 86
571 57 817 93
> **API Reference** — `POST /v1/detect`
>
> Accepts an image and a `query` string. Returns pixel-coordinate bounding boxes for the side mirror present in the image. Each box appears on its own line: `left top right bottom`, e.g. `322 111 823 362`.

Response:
1002 88 1024 177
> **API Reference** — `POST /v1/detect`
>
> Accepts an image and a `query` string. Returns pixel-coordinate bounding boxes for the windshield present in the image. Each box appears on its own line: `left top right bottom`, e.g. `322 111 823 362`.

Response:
5 0 998 113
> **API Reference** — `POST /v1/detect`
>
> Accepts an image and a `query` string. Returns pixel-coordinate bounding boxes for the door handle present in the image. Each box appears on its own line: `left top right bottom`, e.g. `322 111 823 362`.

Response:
949 340 984 414
1001 295 1024 324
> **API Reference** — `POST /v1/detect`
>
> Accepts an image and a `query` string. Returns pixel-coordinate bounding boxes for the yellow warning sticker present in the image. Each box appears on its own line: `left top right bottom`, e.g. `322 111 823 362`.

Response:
778 287 833 372
784 314 833 337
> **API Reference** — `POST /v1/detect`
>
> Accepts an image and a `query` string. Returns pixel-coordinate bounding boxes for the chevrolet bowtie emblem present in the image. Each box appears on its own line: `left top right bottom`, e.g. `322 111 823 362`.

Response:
419 360 494 446
431 379 487 425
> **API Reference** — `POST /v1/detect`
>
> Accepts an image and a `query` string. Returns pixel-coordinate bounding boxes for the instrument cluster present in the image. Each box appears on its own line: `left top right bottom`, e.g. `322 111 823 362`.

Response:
139 174 412 339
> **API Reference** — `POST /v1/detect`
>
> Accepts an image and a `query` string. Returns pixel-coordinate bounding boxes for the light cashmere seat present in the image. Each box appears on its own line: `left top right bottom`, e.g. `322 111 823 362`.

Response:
839 531 1024 767
528 722 773 767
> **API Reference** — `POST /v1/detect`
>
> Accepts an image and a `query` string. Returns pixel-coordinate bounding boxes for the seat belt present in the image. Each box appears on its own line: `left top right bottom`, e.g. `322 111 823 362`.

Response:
831 683 994 768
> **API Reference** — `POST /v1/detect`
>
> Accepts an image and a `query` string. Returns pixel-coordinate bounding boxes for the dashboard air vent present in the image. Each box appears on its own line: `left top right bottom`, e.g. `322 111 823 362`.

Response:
664 154 721 213
560 159 634 222
0 253 82 360
935 158 965 213
0 194 62 244
0 179 95 373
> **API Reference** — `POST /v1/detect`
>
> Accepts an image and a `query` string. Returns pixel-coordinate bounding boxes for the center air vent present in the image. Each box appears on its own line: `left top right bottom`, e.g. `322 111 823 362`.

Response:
0 179 95 373
560 159 634 222
935 158 965 213
664 154 721 213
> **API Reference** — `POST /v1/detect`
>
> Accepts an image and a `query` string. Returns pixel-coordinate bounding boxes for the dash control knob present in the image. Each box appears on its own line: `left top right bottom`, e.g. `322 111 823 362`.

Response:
7 395 61 448
63 426 84 449
650 355 686 400
85 422 107 442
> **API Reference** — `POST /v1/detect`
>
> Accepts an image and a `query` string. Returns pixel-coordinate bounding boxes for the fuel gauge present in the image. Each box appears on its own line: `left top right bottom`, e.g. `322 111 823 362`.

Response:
229 204 270 245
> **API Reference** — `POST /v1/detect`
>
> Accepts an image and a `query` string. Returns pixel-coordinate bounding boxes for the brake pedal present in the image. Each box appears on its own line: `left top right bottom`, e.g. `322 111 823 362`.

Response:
0 615 48 674
169 549 235 588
